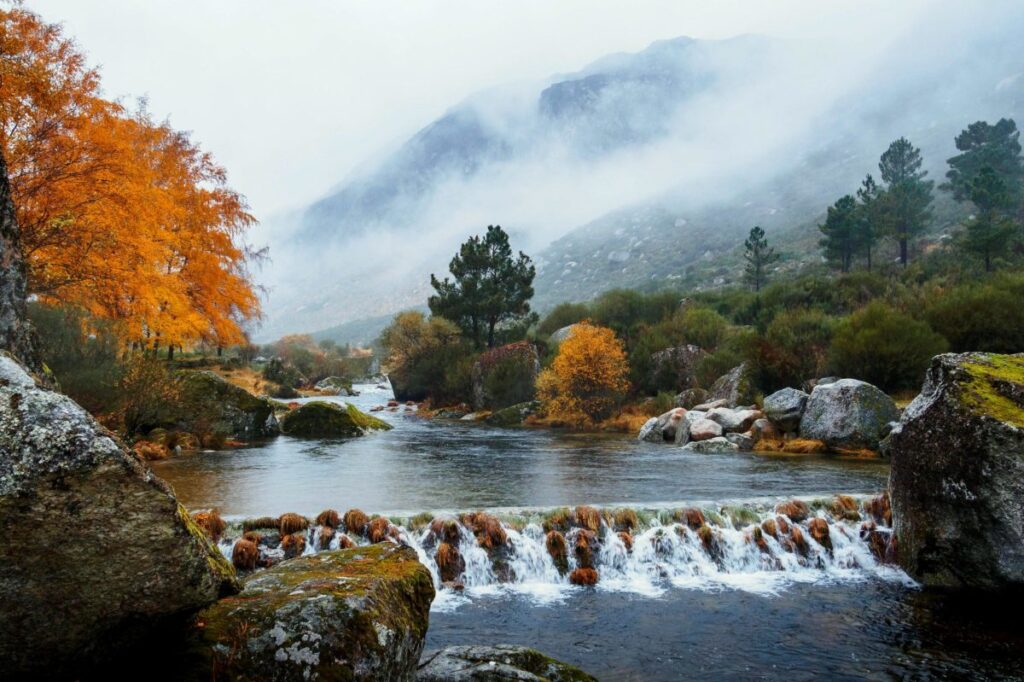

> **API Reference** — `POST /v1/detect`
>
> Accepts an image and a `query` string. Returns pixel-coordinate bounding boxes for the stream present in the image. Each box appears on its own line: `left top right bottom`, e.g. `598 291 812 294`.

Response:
152 383 1024 680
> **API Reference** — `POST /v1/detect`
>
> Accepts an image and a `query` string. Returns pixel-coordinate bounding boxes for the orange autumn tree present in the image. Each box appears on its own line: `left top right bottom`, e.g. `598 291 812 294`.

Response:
537 321 630 425
0 7 261 353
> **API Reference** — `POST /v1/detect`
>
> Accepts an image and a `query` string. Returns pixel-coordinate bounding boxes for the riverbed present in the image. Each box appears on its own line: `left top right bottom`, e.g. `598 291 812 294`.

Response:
152 384 1024 680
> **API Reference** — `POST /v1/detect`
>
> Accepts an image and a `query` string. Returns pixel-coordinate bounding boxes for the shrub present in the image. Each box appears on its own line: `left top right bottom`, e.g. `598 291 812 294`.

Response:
379 311 475 403
829 302 948 391
538 302 590 337
537 322 631 425
118 354 182 437
750 308 835 392
678 306 730 350
476 342 538 409
924 277 1024 353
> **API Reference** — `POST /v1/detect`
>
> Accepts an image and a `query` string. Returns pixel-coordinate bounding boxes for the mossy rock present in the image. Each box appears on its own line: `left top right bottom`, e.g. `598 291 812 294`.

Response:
154 370 280 440
418 644 597 681
279 401 392 437
485 400 540 427
192 544 434 681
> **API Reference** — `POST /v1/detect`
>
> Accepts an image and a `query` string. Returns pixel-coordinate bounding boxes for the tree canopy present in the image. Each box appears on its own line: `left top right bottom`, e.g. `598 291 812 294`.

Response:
878 137 933 266
743 226 778 292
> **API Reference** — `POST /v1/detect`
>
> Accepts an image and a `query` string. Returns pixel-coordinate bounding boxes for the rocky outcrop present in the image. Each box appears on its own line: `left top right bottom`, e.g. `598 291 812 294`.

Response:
417 645 596 681
889 353 1024 590
194 544 434 681
0 352 238 676
471 342 540 410
0 150 42 373
706 362 757 407
649 344 707 392
280 400 392 437
763 387 809 433
799 379 899 449
145 370 279 441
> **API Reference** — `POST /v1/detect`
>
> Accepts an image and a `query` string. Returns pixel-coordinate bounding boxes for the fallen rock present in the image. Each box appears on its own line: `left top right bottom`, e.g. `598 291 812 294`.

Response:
763 387 809 433
705 406 761 433
638 416 662 443
675 387 708 409
0 352 238 677
681 436 739 453
889 352 1024 590
706 362 757 407
279 400 392 437
417 645 597 681
799 378 899 449
689 418 723 441
194 544 434 681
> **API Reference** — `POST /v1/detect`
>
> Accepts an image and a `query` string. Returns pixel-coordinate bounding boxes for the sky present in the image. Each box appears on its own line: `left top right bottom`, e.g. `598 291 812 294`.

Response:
32 0 935 234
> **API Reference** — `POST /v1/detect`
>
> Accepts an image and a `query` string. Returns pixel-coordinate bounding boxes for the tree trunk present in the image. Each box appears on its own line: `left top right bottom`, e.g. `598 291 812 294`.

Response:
167 345 175 361
900 238 908 266
0 149 43 373
217 345 223 357
487 319 496 349
867 246 872 271
985 251 992 272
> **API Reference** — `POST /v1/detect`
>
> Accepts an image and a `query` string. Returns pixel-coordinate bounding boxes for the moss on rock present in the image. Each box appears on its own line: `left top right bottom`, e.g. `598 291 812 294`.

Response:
279 400 392 437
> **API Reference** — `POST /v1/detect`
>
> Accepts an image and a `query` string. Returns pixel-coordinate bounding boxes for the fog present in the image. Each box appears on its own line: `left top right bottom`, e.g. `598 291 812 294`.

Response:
31 1 1024 339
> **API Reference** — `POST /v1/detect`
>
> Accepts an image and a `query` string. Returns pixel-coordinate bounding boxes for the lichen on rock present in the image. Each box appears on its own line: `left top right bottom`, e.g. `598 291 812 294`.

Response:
279 400 392 437
417 644 597 681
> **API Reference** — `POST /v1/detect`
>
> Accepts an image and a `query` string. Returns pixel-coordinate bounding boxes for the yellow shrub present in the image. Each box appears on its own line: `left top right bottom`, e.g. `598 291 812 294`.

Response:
538 322 630 426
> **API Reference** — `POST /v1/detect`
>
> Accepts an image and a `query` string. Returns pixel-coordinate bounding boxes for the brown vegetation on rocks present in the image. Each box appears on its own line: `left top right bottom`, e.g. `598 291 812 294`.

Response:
569 567 599 586
435 542 465 582
831 495 861 521
618 531 634 551
612 508 638 531
280 532 306 558
318 526 336 549
545 531 568 573
574 506 602 532
344 509 370 536
677 508 705 530
278 512 308 536
776 499 811 522
242 531 261 544
337 533 356 549
761 518 778 537
368 516 392 543
232 539 258 570
866 492 892 526
431 517 461 545
462 512 508 549
573 530 597 568
242 516 279 532
807 518 832 551
192 509 226 542
316 509 340 528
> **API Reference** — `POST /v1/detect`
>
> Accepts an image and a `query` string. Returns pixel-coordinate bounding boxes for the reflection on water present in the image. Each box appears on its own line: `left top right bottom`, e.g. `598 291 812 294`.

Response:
152 384 889 517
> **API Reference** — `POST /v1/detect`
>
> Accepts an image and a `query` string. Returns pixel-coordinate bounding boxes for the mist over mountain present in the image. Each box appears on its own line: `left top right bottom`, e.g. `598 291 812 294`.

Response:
259 4 1024 342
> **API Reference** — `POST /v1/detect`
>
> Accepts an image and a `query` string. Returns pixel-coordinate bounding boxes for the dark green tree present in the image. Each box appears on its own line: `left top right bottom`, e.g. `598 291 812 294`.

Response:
944 118 1023 204
855 174 883 270
429 225 536 349
878 137 933 266
743 226 778 292
819 194 859 273
963 166 1017 271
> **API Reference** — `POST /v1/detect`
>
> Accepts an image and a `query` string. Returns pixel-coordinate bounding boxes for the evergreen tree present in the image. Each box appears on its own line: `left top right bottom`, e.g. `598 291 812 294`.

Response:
855 174 883 270
945 118 1023 204
963 167 1016 272
819 194 859 273
743 226 778 292
429 225 536 349
878 137 933 266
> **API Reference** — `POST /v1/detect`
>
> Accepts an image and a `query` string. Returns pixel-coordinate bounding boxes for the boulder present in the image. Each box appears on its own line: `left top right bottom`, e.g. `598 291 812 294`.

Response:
471 342 540 411
725 432 755 451
280 400 392 437
548 325 579 346
649 344 707 392
706 362 757 407
799 379 899 449
763 388 809 433
0 352 238 676
705 407 761 433
159 370 280 440
689 418 723 441
749 418 780 443
637 407 687 443
693 398 728 411
638 417 661 443
682 436 740 454
417 645 596 681
675 387 708 409
485 400 540 427
315 376 356 396
194 544 434 680
889 353 1024 590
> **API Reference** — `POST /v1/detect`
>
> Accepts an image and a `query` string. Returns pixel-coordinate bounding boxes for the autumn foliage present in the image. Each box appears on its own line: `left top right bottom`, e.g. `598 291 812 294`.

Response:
0 8 260 350
537 322 630 425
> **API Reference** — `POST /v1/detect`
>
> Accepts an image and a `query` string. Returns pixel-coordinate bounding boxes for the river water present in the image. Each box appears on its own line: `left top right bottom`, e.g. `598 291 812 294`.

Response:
152 384 1024 680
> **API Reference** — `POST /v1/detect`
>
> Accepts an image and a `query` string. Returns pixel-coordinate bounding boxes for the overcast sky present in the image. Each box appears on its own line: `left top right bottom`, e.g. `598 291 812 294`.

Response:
32 0 934 233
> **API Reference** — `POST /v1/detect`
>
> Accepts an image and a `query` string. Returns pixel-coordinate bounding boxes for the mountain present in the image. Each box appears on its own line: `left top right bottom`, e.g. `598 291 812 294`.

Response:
260 8 1024 342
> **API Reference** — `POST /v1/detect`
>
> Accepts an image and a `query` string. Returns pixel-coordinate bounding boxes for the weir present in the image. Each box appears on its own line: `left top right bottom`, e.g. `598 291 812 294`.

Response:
216 495 912 610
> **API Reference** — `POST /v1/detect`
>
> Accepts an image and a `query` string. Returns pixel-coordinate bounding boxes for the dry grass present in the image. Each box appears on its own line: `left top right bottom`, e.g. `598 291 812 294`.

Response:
231 539 258 570
617 531 633 552
343 509 369 536
830 495 861 521
435 542 464 582
192 509 226 542
612 508 639 532
337 533 355 549
133 440 171 461
315 509 340 528
367 516 391 543
675 508 705 530
541 508 571 533
430 517 461 545
775 499 810 523
573 530 597 568
210 365 266 396
865 492 892 526
242 516 279 532
462 512 507 549
807 518 832 550
278 513 308 536
280 533 306 558
834 447 881 459
756 438 830 454
574 506 602 532
318 526 335 549
696 524 716 552
569 567 599 586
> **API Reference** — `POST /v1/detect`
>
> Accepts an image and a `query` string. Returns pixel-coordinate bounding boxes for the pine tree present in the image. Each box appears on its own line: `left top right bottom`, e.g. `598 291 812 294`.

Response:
878 137 934 266
855 174 883 270
429 225 536 348
945 118 1023 204
819 195 859 273
963 167 1016 271
743 226 778 292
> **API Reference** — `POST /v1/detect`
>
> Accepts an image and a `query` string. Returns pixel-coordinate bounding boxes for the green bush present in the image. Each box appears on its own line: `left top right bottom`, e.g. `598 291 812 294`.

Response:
479 343 538 409
538 302 590 337
678 306 730 350
750 308 835 392
924 276 1024 353
829 302 948 391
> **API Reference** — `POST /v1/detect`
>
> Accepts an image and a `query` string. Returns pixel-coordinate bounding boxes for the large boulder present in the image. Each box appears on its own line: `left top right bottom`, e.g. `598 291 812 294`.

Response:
0 352 238 676
152 370 280 441
649 344 707 392
637 407 687 443
763 387 809 433
315 376 356 396
0 151 42 373
548 324 579 346
889 353 1024 590
681 436 740 454
706 362 757 407
705 406 761 433
280 400 392 437
194 544 434 680
471 342 540 411
486 400 540 427
799 378 899 449
689 418 724 441
674 387 708 409
417 645 596 681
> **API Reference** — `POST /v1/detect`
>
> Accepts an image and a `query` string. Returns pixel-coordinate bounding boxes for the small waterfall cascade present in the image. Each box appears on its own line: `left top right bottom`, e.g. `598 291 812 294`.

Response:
215 493 909 610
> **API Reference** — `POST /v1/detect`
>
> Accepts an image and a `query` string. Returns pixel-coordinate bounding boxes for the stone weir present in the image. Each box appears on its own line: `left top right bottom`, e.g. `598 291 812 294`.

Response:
201 493 907 604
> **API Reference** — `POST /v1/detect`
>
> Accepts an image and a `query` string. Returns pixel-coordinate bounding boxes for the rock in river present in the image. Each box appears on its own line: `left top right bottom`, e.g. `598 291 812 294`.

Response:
799 378 899 449
889 352 1024 590
763 387 809 433
149 369 280 440
681 436 739 454
417 644 597 681
279 400 392 437
194 543 434 681
0 352 238 677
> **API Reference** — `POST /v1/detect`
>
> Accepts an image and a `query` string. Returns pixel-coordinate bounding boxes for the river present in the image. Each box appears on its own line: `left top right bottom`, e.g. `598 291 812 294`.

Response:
152 383 1024 680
